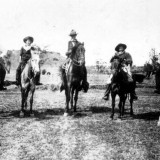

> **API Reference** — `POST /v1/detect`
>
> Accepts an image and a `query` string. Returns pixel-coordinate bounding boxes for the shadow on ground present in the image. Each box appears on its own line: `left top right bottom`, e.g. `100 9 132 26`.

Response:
133 111 160 121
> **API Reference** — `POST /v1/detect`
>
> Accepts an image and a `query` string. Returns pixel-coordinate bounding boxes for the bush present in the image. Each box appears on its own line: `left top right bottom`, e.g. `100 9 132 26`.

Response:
42 69 47 75
53 58 59 61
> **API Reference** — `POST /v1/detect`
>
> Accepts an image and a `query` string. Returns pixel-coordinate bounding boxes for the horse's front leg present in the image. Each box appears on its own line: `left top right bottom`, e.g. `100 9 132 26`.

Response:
110 93 116 119
64 85 70 116
24 88 30 110
130 94 134 116
20 88 25 117
30 84 35 117
73 89 79 112
122 95 127 117
70 88 74 111
118 97 122 119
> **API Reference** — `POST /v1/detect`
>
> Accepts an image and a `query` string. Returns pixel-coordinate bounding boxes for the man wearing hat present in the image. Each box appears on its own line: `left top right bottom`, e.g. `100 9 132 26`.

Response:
60 30 89 92
16 36 34 85
102 43 138 100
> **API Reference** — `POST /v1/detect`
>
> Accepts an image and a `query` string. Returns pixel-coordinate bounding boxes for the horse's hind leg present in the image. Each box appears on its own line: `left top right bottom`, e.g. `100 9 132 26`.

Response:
64 86 70 116
73 89 79 112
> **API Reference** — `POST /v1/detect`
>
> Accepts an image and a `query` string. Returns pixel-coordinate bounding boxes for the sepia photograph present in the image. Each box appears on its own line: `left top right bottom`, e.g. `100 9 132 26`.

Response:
0 0 160 159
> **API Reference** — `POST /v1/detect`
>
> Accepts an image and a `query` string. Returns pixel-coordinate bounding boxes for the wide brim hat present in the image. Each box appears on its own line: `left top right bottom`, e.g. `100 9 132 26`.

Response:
69 30 78 36
23 36 34 43
115 43 127 52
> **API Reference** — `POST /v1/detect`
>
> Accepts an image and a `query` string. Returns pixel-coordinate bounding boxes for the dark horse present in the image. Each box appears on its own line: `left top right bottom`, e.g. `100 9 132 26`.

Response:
0 55 10 90
110 59 136 119
20 52 40 117
63 43 86 116
0 62 6 90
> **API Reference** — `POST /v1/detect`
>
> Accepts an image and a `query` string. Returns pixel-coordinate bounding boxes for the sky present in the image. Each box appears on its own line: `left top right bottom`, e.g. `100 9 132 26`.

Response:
0 0 160 66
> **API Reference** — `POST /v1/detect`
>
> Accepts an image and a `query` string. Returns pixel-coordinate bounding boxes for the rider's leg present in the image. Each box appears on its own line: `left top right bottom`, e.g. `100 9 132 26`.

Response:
16 63 22 85
102 74 113 100
131 76 138 100
82 66 89 93
60 66 66 92
60 58 70 92
102 83 112 100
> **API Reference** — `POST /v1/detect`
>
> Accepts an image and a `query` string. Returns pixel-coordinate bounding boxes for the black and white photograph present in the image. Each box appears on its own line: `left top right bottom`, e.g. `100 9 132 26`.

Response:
0 0 160 159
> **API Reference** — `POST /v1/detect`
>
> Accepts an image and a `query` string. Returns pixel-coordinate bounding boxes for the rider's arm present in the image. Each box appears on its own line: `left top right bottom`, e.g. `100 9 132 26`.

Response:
19 47 23 62
66 41 73 57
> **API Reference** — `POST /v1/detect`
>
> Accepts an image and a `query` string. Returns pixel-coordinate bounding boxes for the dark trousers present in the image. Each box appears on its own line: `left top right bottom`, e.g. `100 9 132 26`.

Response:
16 61 27 82
155 69 160 91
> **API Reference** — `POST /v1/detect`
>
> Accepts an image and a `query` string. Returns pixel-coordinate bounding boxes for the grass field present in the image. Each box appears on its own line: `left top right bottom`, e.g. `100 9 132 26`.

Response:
0 69 160 160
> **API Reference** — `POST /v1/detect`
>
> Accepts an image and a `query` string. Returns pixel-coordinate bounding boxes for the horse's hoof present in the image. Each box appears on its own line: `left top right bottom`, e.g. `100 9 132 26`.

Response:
116 118 122 122
30 113 34 117
110 115 114 120
19 111 24 117
63 112 69 117
109 117 113 121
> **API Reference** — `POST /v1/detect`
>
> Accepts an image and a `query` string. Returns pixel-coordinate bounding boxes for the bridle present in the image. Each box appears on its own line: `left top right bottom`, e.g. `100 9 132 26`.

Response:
72 44 85 67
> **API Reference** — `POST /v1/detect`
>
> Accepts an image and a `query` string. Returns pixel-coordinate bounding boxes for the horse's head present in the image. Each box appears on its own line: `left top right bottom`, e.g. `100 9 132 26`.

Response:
72 43 85 66
30 46 41 74
111 58 121 71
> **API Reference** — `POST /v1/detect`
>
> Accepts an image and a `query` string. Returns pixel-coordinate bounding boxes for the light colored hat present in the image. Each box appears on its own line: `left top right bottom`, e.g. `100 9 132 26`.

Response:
69 30 78 36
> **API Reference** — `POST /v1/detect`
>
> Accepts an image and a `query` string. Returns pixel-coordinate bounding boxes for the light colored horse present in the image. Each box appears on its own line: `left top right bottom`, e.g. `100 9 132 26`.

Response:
20 47 40 117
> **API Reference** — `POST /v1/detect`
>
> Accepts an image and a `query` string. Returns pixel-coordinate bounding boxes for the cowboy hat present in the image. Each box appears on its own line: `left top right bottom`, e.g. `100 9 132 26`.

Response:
23 36 34 43
115 43 127 52
69 30 78 36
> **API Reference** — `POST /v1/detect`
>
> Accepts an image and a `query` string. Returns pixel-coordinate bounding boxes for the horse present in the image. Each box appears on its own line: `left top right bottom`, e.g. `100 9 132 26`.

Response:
0 50 13 90
20 49 40 117
63 43 86 116
0 61 6 90
110 59 136 119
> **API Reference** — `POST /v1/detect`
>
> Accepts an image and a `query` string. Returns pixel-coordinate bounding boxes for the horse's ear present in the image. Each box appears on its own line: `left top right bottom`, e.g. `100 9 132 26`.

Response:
82 42 84 46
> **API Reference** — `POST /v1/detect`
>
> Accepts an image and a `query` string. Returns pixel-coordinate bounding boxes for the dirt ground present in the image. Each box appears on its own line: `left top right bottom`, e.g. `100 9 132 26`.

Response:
0 72 160 160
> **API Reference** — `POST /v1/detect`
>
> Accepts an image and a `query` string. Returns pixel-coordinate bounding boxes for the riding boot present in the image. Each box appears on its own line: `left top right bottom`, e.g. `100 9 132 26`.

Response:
102 84 111 100
82 66 89 93
60 68 66 92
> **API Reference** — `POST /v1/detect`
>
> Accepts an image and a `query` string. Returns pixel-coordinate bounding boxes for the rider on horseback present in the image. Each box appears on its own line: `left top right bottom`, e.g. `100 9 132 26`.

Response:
16 36 34 86
103 43 138 100
60 30 89 92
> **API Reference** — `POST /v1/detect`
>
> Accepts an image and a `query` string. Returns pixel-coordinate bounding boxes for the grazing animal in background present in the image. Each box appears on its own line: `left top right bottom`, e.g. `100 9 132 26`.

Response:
47 72 51 75
20 47 40 117
61 43 87 116
110 59 137 119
